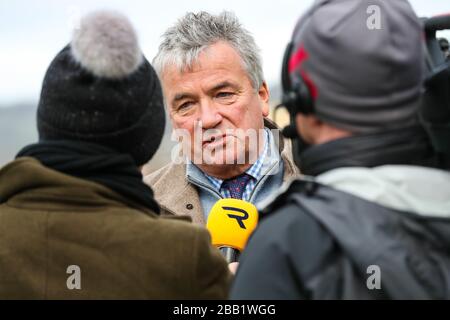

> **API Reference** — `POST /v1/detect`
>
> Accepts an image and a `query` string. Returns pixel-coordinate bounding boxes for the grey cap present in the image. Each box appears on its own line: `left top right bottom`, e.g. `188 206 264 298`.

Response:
290 0 424 133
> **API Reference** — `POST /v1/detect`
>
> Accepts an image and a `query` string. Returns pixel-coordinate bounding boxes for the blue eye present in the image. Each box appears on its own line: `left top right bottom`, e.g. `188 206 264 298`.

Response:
178 102 193 111
216 92 234 98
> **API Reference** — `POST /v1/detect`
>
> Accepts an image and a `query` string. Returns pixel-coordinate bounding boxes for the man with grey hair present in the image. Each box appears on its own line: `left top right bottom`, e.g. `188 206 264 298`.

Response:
145 11 298 224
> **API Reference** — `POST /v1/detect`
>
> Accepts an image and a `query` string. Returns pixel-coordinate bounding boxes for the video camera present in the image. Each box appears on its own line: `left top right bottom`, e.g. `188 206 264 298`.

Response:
421 14 450 169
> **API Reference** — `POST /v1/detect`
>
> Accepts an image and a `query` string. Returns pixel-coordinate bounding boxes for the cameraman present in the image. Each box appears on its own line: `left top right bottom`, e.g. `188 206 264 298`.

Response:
231 0 450 299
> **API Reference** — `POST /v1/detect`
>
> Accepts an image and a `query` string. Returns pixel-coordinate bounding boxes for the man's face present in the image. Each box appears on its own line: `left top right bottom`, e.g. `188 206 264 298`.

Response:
161 41 270 178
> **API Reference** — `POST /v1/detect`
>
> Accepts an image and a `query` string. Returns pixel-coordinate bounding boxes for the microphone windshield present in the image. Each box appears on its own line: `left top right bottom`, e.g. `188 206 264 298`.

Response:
206 199 258 252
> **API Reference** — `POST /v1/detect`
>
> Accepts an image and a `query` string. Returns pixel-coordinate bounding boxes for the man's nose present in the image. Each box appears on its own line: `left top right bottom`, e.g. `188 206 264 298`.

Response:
198 100 223 129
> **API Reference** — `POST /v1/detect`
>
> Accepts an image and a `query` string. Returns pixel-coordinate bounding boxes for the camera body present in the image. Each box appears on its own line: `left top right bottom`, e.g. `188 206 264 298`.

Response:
421 14 450 168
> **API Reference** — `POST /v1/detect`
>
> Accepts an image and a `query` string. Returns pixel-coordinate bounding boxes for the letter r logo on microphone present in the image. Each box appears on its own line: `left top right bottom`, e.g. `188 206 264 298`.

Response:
223 206 249 229
206 199 259 251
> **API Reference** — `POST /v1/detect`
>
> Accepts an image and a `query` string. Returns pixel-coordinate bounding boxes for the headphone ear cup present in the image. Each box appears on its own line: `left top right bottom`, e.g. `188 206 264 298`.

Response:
282 91 300 116
285 77 314 115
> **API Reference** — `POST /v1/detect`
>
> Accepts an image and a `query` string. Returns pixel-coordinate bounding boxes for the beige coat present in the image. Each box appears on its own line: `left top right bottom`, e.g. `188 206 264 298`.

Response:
145 120 299 224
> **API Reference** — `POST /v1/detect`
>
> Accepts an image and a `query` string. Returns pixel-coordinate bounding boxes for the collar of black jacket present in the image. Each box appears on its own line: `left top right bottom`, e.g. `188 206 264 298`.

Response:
299 126 436 176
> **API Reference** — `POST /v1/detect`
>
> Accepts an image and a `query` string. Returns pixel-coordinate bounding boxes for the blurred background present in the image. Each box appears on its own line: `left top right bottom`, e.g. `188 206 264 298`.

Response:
1 0 449 172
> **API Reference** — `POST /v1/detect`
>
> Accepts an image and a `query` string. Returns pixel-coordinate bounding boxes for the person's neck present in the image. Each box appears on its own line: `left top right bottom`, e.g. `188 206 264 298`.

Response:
198 163 252 180
299 126 434 176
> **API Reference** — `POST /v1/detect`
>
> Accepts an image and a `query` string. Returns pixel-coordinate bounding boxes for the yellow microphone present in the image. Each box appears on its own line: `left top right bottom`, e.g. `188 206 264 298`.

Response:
206 199 259 263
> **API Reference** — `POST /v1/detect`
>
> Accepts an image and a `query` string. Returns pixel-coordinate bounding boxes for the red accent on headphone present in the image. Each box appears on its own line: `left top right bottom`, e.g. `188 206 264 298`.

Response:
288 45 318 99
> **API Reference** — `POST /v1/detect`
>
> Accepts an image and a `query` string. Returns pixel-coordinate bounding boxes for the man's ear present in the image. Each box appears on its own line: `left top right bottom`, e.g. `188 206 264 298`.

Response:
295 113 322 145
258 81 270 117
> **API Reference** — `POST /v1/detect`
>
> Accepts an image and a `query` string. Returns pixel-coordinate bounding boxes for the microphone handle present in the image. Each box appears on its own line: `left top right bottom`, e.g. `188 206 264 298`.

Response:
219 247 240 263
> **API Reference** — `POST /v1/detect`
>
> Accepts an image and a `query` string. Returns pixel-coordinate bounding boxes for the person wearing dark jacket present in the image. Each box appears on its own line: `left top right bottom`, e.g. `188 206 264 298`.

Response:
230 0 450 300
0 10 231 299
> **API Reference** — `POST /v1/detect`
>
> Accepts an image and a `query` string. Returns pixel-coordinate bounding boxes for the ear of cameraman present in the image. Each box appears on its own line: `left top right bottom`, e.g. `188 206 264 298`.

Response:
230 0 450 300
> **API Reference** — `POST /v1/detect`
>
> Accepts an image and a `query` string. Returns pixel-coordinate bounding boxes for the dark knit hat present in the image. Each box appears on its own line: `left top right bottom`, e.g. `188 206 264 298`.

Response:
289 0 424 133
37 10 165 166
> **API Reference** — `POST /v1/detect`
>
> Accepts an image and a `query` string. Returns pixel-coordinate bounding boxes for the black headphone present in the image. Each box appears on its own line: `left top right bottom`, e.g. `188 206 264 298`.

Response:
281 42 314 116
277 41 315 140
274 40 317 169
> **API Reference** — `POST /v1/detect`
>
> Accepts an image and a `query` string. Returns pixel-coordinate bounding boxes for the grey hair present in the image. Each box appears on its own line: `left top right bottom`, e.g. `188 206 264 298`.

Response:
153 11 264 90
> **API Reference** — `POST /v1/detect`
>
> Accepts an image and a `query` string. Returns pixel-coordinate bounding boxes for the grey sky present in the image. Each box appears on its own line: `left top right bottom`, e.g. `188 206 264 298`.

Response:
0 0 449 106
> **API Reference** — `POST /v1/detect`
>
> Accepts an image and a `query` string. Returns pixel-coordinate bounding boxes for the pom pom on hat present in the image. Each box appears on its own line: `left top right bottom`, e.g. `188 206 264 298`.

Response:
37 10 166 165
71 10 143 79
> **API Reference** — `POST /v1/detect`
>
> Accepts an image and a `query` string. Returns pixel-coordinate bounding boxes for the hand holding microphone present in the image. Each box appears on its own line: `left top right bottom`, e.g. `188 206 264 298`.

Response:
206 199 258 263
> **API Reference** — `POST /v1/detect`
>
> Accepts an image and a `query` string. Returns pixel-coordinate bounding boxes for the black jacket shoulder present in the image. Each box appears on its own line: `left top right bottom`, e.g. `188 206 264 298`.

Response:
231 179 345 299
